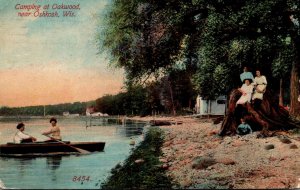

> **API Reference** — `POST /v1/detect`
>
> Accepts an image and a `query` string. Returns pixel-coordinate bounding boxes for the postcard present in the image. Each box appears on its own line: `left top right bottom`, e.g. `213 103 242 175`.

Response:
1 0 300 189
0 0 134 189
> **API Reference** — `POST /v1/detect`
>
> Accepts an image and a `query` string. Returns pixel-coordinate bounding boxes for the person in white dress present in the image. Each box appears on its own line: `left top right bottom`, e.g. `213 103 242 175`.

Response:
236 79 254 105
252 69 267 100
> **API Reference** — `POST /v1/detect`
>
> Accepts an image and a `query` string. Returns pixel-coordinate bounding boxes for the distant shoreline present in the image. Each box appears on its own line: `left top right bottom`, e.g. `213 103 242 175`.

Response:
0 115 119 119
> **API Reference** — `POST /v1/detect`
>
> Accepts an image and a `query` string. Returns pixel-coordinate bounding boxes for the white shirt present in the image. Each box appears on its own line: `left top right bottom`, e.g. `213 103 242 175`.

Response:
13 131 31 143
253 75 267 85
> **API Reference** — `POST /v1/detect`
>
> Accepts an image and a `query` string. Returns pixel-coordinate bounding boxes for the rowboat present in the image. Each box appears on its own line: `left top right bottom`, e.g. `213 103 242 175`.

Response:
0 141 105 157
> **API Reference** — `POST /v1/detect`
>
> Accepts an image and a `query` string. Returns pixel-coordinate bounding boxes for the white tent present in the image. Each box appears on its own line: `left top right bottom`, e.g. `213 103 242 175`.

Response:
195 95 227 115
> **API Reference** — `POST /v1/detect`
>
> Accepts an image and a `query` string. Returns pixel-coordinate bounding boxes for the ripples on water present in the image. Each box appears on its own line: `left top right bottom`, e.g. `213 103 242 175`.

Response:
0 117 146 189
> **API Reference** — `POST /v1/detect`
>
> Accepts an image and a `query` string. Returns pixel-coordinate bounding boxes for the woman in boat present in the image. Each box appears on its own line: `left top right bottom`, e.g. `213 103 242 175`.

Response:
252 69 267 100
13 123 37 143
42 117 62 142
236 79 254 105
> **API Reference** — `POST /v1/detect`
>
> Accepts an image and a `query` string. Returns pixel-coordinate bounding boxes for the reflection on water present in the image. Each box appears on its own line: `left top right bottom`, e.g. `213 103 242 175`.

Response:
86 117 145 137
116 123 144 137
85 117 123 127
0 117 147 189
46 156 62 182
46 156 62 170
18 158 34 177
85 117 144 127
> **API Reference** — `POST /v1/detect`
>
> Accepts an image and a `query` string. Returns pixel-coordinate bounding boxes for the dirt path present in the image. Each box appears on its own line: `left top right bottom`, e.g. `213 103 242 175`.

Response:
131 116 300 189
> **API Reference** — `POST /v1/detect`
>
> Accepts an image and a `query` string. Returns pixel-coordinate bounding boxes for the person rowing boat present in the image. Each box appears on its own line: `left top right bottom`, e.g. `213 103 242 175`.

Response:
42 117 62 142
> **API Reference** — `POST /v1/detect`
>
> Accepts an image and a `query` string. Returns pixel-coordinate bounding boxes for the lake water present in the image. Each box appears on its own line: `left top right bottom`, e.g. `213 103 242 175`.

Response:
0 117 147 189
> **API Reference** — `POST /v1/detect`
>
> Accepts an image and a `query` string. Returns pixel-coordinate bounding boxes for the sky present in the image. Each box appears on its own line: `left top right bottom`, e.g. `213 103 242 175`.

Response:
0 0 124 107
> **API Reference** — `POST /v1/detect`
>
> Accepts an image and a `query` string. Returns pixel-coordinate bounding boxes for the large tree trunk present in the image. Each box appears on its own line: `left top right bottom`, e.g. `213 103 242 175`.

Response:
220 89 300 137
279 78 283 106
290 56 300 117
168 80 176 116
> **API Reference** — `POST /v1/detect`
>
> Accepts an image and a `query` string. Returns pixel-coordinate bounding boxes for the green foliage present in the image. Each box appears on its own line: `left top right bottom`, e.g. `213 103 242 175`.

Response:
100 0 201 83
95 73 197 116
160 69 197 112
101 127 175 189
95 85 151 116
101 0 300 102
191 0 298 98
272 43 294 78
0 101 94 116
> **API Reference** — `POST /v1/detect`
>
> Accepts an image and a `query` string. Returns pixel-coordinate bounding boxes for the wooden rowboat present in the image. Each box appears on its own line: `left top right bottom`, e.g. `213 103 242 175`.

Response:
0 141 105 157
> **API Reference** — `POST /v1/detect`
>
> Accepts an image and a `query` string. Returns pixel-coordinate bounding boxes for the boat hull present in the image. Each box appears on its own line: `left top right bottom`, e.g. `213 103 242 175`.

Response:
0 141 105 156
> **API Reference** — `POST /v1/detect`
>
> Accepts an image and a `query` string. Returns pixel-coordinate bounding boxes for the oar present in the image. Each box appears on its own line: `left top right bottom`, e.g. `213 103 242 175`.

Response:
43 135 90 154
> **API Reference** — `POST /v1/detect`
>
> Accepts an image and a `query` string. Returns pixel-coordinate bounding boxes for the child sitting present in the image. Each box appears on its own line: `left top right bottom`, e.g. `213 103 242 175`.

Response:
236 118 252 135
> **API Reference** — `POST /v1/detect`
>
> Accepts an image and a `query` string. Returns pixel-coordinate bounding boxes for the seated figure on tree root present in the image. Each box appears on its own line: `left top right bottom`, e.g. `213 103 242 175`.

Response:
220 88 300 137
236 79 254 105
220 67 299 137
240 66 254 83
237 118 253 135
252 69 267 101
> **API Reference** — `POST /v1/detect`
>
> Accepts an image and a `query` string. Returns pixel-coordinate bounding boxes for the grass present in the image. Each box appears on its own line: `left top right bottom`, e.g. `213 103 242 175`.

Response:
101 127 176 189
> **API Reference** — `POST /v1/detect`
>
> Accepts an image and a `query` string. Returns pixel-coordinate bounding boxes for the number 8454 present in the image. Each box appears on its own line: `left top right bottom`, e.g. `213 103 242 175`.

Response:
72 176 91 182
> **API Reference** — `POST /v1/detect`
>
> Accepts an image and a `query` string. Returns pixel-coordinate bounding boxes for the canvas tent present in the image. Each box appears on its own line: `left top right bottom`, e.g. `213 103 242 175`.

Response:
195 95 227 115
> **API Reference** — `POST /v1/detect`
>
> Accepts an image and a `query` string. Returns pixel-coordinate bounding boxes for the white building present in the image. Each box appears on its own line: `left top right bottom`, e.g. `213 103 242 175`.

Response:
63 112 80 117
63 112 70 116
86 107 95 116
91 112 103 117
195 95 227 115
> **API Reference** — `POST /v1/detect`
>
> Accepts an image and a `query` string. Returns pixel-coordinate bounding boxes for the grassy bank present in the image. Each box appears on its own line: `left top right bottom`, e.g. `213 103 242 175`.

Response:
101 127 176 189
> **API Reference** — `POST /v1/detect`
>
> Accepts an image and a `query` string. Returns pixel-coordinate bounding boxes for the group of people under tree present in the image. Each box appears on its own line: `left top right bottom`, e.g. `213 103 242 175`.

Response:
13 117 62 143
235 66 268 135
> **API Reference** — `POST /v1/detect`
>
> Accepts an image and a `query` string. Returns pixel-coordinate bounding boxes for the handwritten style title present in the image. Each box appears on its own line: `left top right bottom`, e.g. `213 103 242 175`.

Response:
15 3 80 17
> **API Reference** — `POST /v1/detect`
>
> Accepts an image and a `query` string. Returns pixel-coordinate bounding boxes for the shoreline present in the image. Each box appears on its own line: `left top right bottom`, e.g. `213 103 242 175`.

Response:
129 116 300 189
101 127 175 189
